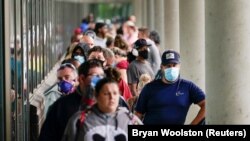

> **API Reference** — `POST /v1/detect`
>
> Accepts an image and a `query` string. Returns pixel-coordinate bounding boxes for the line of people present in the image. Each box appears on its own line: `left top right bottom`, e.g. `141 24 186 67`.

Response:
39 14 206 141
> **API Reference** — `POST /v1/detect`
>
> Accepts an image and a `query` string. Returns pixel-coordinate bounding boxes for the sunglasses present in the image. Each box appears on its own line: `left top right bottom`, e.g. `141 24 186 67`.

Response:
58 63 76 71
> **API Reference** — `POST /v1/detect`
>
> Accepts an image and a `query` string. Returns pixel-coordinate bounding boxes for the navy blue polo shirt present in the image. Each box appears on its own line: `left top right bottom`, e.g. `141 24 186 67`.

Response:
135 78 205 125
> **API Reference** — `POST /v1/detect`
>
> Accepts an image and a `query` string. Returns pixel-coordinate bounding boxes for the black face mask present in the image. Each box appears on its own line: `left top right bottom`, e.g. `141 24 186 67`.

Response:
139 50 149 59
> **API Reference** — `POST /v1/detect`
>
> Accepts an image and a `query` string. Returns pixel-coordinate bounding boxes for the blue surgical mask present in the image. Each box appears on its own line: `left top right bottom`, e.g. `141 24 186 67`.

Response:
58 80 74 94
164 67 180 82
74 55 85 64
90 75 102 88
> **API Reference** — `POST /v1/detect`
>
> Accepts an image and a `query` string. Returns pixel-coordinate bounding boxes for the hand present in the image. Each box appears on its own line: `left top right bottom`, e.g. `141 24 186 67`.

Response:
10 89 16 102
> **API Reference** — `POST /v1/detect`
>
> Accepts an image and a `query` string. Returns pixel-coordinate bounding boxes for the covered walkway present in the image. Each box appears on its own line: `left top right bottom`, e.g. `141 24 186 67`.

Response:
1 0 250 141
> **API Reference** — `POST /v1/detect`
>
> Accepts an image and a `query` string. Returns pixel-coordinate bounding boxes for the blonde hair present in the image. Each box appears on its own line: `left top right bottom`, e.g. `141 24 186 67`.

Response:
137 73 152 92
128 73 152 111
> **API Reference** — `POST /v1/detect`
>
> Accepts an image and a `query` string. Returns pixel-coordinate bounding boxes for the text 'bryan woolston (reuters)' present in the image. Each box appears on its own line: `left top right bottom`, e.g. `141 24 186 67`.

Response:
128 125 249 140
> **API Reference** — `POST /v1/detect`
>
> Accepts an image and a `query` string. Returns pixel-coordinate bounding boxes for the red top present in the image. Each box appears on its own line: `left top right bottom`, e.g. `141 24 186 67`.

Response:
116 60 129 69
118 79 132 101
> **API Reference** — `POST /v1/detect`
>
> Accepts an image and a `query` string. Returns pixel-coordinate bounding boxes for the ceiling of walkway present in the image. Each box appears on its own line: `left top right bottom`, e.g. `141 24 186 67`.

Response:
56 0 130 3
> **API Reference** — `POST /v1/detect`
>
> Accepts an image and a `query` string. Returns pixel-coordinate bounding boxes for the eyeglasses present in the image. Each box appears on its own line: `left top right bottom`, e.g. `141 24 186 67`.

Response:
87 73 106 78
58 63 77 71
88 55 105 62
87 58 104 67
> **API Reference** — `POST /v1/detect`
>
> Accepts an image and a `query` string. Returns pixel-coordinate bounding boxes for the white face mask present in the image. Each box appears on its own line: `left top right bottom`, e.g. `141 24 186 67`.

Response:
163 67 180 82
74 55 85 64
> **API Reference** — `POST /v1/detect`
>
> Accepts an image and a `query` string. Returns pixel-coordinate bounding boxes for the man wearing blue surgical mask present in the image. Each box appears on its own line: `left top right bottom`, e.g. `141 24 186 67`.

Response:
43 62 78 115
57 63 78 95
135 50 206 125
39 60 105 141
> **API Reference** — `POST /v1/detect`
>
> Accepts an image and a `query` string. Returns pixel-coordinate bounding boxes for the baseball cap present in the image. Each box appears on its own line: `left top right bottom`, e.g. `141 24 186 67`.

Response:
134 39 150 50
74 27 82 35
161 50 180 65
126 21 135 27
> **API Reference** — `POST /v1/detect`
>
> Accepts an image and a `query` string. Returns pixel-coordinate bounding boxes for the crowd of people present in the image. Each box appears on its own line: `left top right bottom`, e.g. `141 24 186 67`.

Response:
39 13 206 141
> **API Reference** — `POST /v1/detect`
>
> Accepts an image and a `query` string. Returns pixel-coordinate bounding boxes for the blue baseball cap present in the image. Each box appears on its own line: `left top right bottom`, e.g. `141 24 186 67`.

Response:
161 50 180 65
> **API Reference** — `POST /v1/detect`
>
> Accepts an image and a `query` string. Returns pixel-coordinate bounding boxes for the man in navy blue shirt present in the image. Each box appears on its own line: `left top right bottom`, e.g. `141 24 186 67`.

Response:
135 50 205 125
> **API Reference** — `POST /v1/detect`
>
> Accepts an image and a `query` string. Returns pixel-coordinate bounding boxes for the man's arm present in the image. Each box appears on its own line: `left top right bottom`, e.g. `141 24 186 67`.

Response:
129 83 138 97
190 99 205 125
150 44 161 74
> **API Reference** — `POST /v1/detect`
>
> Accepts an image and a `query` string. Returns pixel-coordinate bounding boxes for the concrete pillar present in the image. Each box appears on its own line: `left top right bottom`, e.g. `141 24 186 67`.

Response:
179 0 205 124
164 0 180 52
132 0 143 27
147 0 155 30
82 3 90 18
206 0 250 124
142 0 148 27
154 0 165 53
180 0 205 88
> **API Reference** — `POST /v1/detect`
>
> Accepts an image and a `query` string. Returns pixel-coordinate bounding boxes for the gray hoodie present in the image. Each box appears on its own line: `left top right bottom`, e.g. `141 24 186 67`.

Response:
61 104 142 141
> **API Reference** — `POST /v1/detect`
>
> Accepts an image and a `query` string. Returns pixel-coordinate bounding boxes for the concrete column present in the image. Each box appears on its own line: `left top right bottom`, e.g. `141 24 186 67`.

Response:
132 0 143 27
164 0 180 53
206 0 250 124
180 0 205 89
142 0 148 27
179 0 205 124
154 0 165 52
82 3 90 18
147 0 155 30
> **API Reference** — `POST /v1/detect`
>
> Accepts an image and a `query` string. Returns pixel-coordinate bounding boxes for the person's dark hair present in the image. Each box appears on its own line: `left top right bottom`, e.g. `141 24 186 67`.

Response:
114 34 129 52
104 67 121 82
149 30 160 44
94 22 106 34
71 43 87 60
95 78 118 97
78 59 103 76
116 26 123 35
127 52 136 63
61 58 76 65
111 47 127 57
106 36 114 47
70 35 79 43
87 46 104 56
